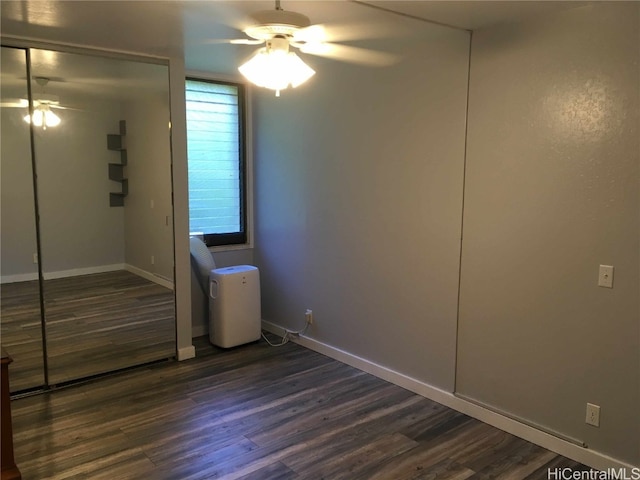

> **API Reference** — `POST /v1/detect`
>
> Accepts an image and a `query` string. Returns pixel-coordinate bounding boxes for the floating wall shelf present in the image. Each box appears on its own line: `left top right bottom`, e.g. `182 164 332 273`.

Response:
107 120 127 207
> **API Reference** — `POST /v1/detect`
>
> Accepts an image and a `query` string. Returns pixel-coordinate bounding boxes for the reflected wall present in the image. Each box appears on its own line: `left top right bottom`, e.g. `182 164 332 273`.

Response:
0 45 176 390
0 46 45 391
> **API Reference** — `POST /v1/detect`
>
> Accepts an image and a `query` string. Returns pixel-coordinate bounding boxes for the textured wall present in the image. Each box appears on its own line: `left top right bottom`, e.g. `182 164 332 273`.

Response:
253 4 470 391
0 94 39 280
32 92 126 275
457 2 639 464
124 87 174 282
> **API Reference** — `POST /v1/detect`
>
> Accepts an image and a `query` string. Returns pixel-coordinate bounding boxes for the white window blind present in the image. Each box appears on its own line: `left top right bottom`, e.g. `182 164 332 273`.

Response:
186 79 246 245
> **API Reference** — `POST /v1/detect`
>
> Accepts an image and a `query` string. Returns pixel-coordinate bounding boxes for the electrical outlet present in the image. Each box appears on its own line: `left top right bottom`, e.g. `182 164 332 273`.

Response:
305 309 313 325
151 255 155 265
33 253 38 264
598 265 614 288
586 403 600 427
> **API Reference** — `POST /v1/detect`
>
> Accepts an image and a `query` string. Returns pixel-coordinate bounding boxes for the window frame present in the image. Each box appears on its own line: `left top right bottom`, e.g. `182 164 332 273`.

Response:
185 76 250 249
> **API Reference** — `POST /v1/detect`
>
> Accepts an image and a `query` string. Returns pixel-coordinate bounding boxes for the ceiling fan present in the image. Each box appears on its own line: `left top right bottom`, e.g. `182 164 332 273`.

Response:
1 77 79 129
217 0 398 96
1 77 69 110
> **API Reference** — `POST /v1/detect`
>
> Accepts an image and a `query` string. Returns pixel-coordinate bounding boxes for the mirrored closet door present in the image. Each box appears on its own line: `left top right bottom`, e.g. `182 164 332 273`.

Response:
0 45 176 392
1 46 45 392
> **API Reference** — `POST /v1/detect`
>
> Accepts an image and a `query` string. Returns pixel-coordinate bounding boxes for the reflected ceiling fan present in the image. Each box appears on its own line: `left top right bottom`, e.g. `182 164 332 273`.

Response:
1 77 78 129
216 0 398 96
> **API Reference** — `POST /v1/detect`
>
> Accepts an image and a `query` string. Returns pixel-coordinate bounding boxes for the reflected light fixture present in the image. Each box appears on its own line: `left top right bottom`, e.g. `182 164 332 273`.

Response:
238 36 315 97
24 104 61 130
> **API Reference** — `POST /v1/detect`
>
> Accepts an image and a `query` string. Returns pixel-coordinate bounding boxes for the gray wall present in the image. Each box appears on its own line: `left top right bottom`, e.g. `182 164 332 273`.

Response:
457 3 639 465
252 1 638 467
31 97 126 275
253 7 471 391
1 97 126 278
124 88 174 282
0 107 38 280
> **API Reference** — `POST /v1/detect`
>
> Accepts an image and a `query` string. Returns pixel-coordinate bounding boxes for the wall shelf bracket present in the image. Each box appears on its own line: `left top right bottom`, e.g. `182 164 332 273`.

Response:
107 120 127 207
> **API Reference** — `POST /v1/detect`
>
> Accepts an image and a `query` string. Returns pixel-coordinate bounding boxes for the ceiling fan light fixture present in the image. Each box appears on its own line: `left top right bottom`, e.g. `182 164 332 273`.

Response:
24 104 61 129
239 37 315 96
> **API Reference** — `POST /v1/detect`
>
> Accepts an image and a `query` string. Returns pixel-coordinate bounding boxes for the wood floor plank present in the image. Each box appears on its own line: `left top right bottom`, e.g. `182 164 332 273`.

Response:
408 457 475 480
524 456 591 480
1 270 175 391
278 396 441 476
467 442 558 480
10 337 592 479
235 461 299 480
294 432 420 480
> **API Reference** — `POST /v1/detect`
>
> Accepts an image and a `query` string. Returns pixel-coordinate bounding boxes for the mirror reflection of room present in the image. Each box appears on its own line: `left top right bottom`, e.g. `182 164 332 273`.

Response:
0 46 44 392
0 46 177 392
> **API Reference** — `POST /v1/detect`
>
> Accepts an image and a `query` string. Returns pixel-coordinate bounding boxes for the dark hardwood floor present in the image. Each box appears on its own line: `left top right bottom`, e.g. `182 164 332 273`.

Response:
10 336 590 479
1 270 175 391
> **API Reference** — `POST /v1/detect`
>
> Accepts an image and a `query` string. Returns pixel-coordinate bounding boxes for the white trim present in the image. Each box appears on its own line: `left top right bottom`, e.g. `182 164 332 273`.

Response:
0 272 38 284
124 264 174 290
186 69 248 86
42 263 125 280
177 345 196 361
261 320 636 472
2 265 126 284
1 35 169 64
209 244 254 254
2 264 175 290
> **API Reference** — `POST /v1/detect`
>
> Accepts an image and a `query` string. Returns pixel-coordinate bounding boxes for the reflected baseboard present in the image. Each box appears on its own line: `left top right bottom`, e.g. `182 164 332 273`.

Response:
1 263 125 284
1 264 174 290
125 264 174 290
44 264 125 280
0 272 39 284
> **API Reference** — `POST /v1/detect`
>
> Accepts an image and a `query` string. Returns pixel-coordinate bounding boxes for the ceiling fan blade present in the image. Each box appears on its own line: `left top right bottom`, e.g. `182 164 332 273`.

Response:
293 21 403 44
0 99 28 108
230 38 265 45
50 105 83 111
297 42 399 67
202 38 264 45
292 24 327 44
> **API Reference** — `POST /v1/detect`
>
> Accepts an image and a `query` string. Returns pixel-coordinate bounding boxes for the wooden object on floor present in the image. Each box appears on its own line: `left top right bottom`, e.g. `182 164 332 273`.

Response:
10 336 590 479
1 348 21 480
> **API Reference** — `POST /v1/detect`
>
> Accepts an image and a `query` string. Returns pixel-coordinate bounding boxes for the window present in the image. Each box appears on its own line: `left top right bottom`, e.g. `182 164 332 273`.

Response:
186 78 247 246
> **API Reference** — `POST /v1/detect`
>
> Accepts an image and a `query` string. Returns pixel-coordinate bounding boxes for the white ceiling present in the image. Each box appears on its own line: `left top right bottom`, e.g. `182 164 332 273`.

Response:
1 1 592 62
0 0 591 99
369 1 595 29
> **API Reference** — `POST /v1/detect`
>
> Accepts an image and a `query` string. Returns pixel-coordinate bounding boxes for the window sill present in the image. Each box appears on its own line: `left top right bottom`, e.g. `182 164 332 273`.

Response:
208 243 253 254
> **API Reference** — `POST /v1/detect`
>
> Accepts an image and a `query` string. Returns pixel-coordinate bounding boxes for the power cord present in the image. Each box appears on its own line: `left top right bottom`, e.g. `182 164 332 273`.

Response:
261 311 312 347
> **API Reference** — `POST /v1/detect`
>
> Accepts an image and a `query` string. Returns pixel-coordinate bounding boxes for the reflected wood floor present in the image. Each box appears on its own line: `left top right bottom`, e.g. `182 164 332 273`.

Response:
1 270 175 391
11 336 590 479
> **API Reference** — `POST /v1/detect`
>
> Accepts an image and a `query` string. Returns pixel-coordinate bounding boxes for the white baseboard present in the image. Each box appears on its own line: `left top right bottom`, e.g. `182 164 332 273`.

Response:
125 264 174 290
1 264 176 290
261 320 635 472
44 263 125 280
0 272 38 284
1 264 126 284
177 345 196 361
